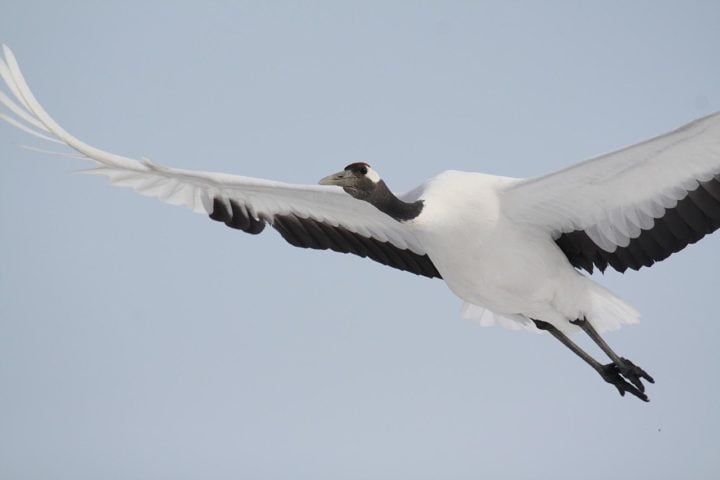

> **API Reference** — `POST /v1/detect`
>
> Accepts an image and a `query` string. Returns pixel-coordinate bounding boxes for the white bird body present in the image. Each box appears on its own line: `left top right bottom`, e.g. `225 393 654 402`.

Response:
405 170 637 332
2 44 719 399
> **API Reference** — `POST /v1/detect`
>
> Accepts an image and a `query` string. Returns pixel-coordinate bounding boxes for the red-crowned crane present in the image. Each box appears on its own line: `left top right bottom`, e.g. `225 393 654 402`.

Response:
2 45 719 402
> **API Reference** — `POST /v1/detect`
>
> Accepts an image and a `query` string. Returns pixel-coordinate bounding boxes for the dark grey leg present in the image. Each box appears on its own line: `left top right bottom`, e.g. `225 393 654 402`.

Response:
570 317 655 392
533 319 649 402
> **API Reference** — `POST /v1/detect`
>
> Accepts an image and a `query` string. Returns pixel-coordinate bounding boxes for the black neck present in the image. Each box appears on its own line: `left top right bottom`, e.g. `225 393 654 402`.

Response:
365 180 424 222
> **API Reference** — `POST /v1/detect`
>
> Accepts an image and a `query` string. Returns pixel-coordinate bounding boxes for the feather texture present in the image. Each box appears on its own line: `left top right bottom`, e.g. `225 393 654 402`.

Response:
504 112 720 272
0 45 434 278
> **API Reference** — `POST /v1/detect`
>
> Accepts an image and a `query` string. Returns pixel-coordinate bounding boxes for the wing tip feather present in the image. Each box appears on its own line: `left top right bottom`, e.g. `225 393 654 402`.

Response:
1 44 11 63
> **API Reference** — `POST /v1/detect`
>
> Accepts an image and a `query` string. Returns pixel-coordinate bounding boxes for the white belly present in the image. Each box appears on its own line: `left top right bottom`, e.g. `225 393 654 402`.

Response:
419 221 564 314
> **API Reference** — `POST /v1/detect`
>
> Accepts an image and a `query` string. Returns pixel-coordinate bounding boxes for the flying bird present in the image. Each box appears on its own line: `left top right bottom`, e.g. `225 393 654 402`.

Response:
2 46 719 402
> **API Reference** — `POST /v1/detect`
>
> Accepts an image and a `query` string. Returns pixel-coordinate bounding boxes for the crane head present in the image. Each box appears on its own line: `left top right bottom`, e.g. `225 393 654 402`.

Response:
319 162 381 199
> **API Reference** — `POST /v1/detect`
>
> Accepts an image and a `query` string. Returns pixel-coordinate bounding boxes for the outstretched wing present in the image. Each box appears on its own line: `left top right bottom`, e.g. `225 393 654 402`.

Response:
0 46 440 279
502 111 720 273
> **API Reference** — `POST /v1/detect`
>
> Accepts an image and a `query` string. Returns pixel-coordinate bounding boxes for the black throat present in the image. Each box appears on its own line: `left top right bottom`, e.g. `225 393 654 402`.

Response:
354 180 424 222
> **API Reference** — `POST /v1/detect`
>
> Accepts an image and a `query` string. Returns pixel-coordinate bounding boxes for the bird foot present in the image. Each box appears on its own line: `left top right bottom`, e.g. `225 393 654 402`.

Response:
598 363 649 402
617 357 655 393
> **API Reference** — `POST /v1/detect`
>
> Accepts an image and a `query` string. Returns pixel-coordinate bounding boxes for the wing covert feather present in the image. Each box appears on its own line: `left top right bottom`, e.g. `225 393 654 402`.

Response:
504 112 720 273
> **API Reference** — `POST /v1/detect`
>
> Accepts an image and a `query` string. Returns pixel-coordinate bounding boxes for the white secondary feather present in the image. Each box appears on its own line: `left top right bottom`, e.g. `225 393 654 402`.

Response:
0 45 426 256
503 112 720 251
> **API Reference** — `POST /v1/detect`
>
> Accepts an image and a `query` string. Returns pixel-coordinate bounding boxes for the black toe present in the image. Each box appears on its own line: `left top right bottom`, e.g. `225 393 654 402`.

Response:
599 363 650 402
617 357 655 392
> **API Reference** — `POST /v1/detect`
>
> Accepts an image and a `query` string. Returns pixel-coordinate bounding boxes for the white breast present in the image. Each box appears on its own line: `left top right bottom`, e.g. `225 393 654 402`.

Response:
409 172 527 305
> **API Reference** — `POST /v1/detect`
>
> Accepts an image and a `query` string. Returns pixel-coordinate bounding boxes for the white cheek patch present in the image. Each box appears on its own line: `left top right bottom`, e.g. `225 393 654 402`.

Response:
366 166 381 183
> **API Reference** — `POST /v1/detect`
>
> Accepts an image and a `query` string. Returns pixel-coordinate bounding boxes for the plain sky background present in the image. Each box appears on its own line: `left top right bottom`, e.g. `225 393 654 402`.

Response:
1 1 719 479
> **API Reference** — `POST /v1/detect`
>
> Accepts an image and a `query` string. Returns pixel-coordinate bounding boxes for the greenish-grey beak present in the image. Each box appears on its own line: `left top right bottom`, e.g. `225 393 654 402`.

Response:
319 170 352 186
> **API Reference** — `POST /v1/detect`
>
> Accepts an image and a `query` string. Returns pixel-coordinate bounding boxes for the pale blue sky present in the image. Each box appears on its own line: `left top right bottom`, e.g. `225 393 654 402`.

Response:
1 1 719 479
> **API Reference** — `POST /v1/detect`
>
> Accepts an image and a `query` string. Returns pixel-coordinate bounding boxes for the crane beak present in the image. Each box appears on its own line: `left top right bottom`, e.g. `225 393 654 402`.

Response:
319 170 351 186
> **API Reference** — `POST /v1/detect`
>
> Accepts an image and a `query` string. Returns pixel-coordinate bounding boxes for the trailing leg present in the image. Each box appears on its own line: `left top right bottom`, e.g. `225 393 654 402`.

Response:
532 319 649 402
570 317 654 392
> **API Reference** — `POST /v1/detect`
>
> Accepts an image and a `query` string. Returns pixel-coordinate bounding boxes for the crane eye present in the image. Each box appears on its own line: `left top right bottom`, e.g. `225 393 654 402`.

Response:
359 166 368 175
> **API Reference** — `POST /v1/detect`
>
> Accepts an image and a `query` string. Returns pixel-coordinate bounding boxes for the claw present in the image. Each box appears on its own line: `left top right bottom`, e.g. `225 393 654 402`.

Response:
599 363 649 402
